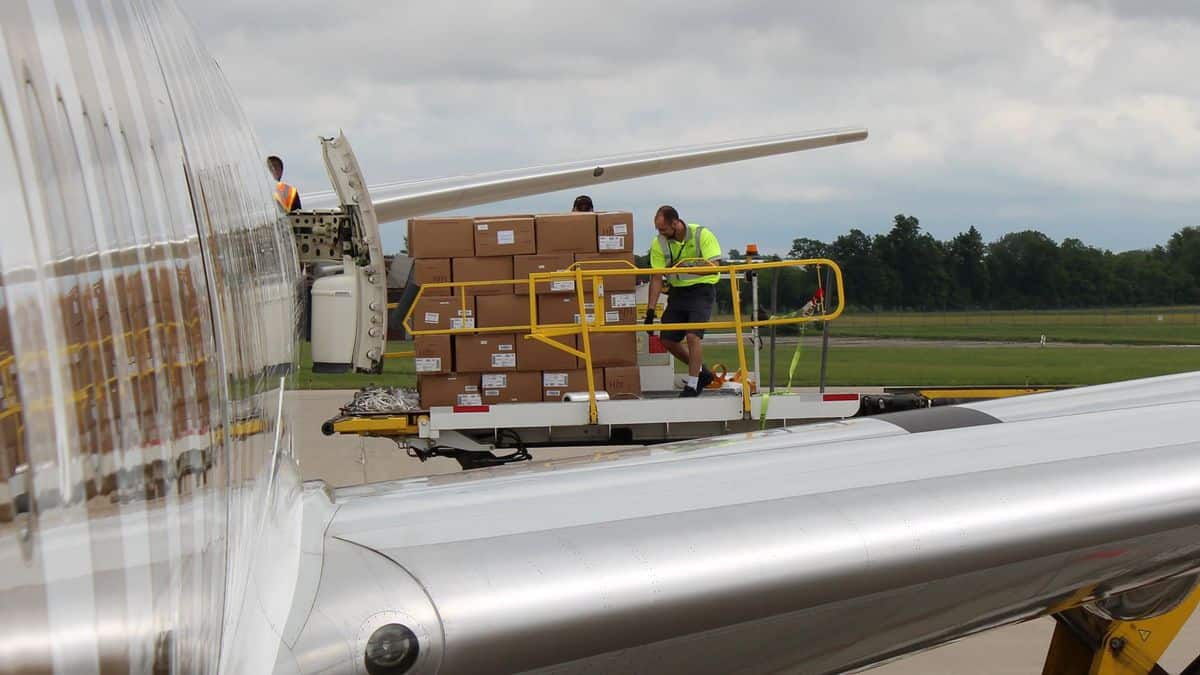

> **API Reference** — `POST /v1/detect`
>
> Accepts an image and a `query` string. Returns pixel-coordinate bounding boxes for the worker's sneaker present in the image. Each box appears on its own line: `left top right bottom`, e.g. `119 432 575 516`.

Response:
697 367 715 390
679 385 701 398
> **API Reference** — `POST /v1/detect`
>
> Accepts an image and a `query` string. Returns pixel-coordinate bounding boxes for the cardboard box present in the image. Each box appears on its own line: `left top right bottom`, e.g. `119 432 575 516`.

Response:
455 333 519 372
481 371 543 404
542 369 603 402
452 256 514 296
413 258 452 296
598 304 637 326
409 217 475 258
474 216 535 256
537 294 588 326
595 211 634 252
419 373 482 408
476 294 532 329
602 366 642 399
574 252 636 292
534 213 597 254
413 335 452 374
517 333 578 371
411 296 475 331
514 253 576 295
606 291 638 315
588 332 637 367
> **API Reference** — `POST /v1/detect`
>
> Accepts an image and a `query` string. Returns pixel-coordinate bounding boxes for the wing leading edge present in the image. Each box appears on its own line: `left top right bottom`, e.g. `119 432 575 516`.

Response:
306 127 867 223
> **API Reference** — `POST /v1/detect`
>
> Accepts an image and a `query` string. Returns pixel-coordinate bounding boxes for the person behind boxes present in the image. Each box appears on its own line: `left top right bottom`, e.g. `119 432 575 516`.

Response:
644 205 721 397
572 194 594 212
267 155 301 212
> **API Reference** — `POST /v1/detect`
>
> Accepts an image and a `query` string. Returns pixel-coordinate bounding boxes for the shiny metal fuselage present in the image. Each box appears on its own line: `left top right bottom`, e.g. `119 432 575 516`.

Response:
290 374 1200 674
0 2 301 673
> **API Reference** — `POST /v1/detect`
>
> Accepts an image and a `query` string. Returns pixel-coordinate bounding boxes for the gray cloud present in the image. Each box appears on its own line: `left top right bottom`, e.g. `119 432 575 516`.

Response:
187 1 1200 255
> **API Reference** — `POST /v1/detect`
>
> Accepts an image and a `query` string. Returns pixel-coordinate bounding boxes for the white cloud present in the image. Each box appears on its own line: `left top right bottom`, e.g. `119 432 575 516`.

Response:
186 1 1200 254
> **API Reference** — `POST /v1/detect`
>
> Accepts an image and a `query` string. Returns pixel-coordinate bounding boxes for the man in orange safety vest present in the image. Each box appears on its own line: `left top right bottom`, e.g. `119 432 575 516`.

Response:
267 155 301 212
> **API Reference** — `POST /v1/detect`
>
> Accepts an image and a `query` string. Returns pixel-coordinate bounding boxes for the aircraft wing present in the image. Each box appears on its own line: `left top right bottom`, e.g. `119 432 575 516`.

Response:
304 127 867 223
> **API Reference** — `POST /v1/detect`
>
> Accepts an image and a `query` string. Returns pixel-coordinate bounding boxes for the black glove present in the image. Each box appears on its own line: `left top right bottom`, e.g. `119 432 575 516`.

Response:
644 308 656 325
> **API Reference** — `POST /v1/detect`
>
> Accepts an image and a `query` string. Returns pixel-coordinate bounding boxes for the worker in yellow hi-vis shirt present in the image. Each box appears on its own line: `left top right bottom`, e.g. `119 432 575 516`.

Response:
644 205 722 397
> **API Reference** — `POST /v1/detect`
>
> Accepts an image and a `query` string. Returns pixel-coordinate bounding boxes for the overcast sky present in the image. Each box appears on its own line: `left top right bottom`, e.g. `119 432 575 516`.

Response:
188 1 1200 255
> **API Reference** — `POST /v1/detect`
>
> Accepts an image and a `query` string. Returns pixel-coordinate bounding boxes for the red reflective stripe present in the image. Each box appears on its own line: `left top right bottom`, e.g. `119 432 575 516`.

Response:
452 405 490 413
822 393 858 401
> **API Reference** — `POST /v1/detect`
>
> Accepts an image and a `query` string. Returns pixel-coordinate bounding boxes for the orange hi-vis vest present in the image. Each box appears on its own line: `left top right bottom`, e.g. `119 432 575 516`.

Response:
274 181 298 212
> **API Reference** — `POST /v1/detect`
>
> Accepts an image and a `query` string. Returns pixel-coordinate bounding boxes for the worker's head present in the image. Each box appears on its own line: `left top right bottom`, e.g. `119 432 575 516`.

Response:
654 205 685 239
267 155 284 181
572 195 593 212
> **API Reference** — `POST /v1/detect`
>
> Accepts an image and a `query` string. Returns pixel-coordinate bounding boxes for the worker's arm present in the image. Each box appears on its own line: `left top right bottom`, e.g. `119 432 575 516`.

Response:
646 240 667 323
646 274 663 323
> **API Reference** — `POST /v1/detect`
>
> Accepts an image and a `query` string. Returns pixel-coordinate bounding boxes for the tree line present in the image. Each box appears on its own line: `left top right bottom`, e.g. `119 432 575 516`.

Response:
700 215 1200 312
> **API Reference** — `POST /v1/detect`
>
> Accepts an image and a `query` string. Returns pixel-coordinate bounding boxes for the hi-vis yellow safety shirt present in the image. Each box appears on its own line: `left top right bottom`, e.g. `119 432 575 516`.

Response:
649 223 722 287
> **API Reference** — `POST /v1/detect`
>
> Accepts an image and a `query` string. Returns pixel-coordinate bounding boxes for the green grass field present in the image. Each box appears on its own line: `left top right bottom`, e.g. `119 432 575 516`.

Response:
293 340 415 390
699 344 1200 387
293 338 1200 389
289 306 1199 389
830 306 1200 345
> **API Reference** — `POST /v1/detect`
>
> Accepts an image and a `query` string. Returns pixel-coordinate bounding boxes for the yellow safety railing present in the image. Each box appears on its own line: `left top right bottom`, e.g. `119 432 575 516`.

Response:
401 258 844 423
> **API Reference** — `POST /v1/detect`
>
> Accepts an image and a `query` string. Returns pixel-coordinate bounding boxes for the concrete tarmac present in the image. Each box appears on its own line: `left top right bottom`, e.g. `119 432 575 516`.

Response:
290 390 1200 673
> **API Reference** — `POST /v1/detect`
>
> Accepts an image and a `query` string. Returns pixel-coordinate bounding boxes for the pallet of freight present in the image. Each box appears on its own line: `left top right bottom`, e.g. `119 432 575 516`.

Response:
408 211 641 408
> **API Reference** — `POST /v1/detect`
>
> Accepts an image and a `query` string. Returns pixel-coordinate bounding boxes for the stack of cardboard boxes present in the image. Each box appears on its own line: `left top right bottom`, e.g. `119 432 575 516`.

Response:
409 212 642 408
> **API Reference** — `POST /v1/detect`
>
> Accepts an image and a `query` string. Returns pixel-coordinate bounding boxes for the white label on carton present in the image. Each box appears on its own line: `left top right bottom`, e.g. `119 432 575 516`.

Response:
606 311 620 323
455 308 474 316
545 390 561 398
457 393 482 406
482 374 507 388
424 312 439 324
477 223 489 231
484 389 500 397
497 343 514 351
415 357 441 373
463 385 479 392
610 293 636 308
491 353 516 368
544 373 569 387
598 235 625 250
497 230 515 245
612 223 628 235
574 313 596 324
449 317 475 329
550 280 575 292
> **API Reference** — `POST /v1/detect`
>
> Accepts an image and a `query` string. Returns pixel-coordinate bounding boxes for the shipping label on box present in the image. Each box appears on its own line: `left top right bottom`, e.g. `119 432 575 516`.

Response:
545 389 561 398
497 230 515 245
543 372 569 388
611 223 628 235
598 235 625 251
491 353 516 368
457 393 483 406
415 357 442 373
610 293 636 308
550 279 575 292
482 373 507 388
605 311 620 323
424 312 439 324
449 317 475 330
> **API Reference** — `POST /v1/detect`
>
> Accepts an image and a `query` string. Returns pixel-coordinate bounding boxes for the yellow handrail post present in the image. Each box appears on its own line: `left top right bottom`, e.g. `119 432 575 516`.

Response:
574 267 598 424
728 265 751 414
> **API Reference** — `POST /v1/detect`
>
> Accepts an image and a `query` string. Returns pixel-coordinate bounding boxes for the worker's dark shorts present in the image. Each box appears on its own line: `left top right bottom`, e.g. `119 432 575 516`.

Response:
660 283 716 343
